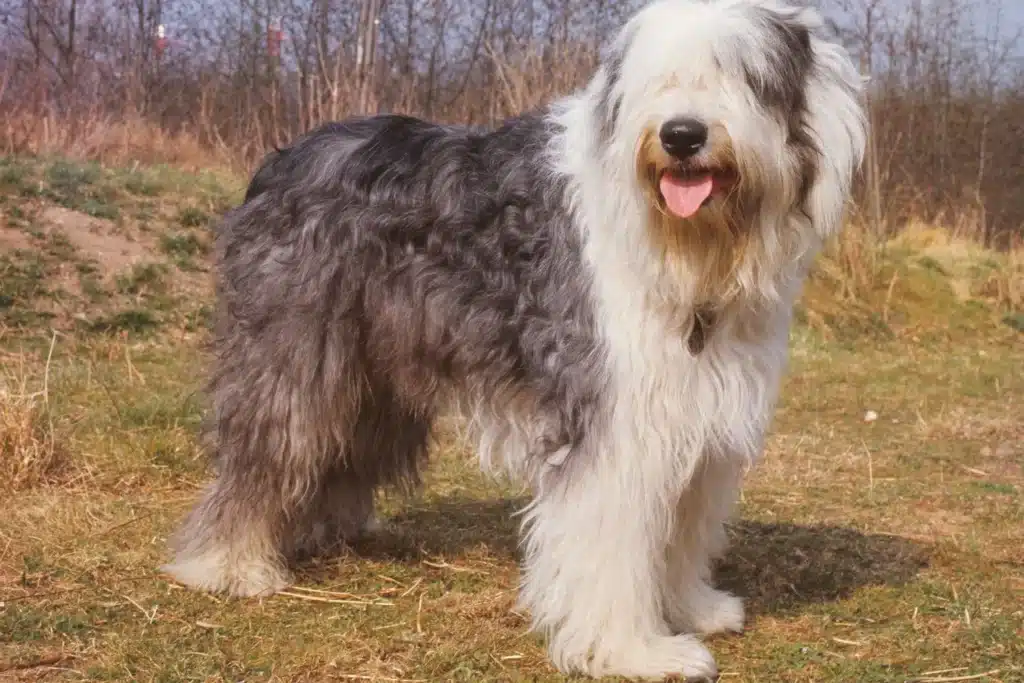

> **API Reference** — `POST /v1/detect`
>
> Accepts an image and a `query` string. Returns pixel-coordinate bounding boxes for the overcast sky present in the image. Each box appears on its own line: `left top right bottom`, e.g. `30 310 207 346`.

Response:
827 0 1024 49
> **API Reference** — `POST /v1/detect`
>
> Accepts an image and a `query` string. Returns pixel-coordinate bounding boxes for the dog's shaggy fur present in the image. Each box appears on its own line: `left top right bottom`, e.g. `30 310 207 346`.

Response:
163 0 867 678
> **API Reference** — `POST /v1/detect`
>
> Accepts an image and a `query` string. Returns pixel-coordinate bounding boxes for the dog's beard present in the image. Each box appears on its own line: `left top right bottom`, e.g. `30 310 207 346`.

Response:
635 129 754 307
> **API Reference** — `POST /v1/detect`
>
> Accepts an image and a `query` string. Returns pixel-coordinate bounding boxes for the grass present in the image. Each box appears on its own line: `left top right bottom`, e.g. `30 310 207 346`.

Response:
0 341 68 492
0 157 235 338
0 157 1022 683
159 232 209 272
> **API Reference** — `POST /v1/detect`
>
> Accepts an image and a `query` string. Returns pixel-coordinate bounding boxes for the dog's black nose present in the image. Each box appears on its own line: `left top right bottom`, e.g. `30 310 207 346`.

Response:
659 118 708 159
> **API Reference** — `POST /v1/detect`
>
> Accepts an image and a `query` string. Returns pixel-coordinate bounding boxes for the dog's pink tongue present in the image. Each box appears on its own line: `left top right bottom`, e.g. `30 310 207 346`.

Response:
660 173 714 218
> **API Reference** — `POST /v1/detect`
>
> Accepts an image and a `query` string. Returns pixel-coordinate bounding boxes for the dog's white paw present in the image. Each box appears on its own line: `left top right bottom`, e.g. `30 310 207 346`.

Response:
162 548 292 598
691 589 745 635
589 634 719 681
667 584 745 635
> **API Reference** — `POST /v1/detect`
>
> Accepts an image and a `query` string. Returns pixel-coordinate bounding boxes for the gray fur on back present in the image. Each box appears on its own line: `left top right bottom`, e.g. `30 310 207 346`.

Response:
198 112 605 557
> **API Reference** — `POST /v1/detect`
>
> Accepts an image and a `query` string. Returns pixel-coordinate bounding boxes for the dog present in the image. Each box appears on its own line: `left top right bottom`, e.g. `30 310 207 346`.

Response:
163 0 867 678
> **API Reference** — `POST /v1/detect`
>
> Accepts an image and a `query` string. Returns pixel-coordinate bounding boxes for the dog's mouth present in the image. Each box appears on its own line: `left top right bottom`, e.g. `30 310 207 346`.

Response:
658 165 738 218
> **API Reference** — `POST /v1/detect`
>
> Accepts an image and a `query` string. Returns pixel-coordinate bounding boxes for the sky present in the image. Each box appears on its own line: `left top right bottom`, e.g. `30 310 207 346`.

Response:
821 0 1024 77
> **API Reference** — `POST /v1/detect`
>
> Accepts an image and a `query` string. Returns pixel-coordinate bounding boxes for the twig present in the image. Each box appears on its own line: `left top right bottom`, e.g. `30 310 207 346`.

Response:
908 670 1000 683
43 329 57 459
416 591 425 634
422 559 488 574
882 270 899 324
370 621 406 632
832 637 864 646
6 575 153 603
0 653 74 673
88 512 154 538
195 620 222 629
277 590 393 607
399 577 423 598
337 676 425 682
286 585 365 600
124 594 159 624
861 439 874 493
42 329 56 406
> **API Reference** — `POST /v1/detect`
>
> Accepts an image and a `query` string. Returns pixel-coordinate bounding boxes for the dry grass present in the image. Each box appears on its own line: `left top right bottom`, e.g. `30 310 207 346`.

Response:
801 217 1023 344
0 157 1021 682
0 340 69 492
0 110 240 175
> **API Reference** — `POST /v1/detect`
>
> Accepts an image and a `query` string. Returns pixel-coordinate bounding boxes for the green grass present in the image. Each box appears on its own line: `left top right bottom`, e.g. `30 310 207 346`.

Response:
0 157 34 195
159 232 209 271
84 308 163 335
0 250 49 305
42 159 120 220
115 263 170 297
0 157 1021 682
176 206 210 228
1004 313 1024 332
0 156 238 336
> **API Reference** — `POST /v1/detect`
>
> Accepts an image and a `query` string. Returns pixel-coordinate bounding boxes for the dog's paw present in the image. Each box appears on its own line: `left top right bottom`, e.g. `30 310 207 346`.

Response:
691 589 745 635
667 584 745 635
588 634 719 681
162 549 292 598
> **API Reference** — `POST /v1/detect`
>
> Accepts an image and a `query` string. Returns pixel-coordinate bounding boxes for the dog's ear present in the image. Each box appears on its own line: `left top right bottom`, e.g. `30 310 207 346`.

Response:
594 23 636 142
743 6 814 113
798 11 869 239
595 68 622 142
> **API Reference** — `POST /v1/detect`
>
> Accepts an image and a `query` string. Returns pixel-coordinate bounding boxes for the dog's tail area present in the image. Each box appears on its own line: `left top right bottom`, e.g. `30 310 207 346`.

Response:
242 119 378 204
242 115 437 205
243 146 287 203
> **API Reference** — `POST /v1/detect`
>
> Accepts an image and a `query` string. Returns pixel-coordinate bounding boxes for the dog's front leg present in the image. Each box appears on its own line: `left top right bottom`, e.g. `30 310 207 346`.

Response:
662 453 746 636
516 438 719 681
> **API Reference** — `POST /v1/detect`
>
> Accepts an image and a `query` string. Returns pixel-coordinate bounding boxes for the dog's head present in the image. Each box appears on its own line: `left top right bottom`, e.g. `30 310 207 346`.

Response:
594 0 867 246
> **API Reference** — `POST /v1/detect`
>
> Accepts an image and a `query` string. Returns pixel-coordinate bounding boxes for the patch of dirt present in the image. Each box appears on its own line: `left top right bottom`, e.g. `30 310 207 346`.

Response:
0 214 34 251
40 206 151 273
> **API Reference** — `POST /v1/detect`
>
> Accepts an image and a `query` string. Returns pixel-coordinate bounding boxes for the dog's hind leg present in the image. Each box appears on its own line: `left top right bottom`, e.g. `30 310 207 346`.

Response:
162 344 364 597
662 453 745 636
287 465 378 560
290 390 432 558
162 468 296 598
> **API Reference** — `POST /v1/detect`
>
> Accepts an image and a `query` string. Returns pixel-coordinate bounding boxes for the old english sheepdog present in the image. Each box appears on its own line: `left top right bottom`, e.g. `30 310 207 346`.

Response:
163 0 867 678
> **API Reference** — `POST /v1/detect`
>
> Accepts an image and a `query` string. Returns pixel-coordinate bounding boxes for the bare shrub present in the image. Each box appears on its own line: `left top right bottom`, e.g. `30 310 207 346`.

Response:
0 0 1020 245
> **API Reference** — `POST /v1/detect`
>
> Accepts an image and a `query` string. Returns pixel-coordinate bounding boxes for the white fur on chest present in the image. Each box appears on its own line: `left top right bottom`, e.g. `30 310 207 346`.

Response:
572 188 799 479
601 293 790 470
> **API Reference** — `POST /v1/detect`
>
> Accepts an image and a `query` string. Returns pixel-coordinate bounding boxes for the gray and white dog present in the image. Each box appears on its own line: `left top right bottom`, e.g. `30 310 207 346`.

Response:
164 0 866 678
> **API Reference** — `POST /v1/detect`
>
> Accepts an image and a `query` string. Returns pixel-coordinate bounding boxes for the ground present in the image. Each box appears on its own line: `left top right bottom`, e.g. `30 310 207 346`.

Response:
0 156 1021 682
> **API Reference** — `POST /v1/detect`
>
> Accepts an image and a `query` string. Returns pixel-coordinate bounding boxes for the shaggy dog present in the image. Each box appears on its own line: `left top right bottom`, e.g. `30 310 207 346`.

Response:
163 0 867 678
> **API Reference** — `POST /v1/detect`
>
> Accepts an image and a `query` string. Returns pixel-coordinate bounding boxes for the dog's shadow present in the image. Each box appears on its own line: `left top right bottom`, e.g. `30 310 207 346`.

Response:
714 519 929 615
336 495 930 616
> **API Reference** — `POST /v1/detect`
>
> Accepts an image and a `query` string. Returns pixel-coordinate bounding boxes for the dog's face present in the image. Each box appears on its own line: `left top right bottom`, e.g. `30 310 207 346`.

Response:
596 0 866 240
